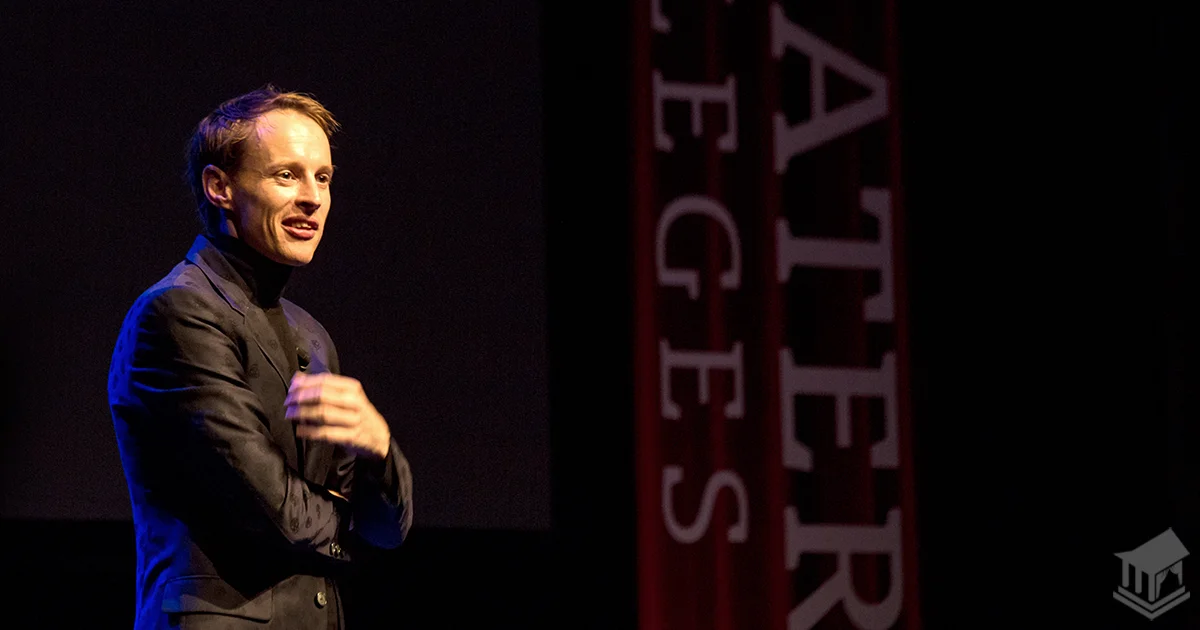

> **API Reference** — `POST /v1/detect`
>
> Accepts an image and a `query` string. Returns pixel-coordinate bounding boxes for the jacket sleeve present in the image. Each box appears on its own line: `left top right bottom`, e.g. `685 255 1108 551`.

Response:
321 336 414 550
327 439 414 550
117 286 349 563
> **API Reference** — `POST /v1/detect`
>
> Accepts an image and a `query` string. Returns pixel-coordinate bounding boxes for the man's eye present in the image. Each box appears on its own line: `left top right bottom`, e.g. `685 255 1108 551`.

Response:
277 171 295 180
317 174 332 184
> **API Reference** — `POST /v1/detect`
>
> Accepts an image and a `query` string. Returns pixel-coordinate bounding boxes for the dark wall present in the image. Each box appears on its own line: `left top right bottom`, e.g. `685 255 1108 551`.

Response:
900 4 1193 627
0 0 550 531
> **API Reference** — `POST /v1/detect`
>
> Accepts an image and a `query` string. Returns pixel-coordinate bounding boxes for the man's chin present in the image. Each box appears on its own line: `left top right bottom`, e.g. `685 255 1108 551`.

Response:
270 246 315 267
283 253 314 267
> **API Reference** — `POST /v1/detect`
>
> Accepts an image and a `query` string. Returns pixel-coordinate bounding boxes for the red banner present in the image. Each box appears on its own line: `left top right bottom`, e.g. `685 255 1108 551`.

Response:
632 1 920 628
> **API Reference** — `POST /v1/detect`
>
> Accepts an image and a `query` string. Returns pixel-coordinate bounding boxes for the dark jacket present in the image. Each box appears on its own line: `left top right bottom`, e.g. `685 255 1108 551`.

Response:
108 233 413 629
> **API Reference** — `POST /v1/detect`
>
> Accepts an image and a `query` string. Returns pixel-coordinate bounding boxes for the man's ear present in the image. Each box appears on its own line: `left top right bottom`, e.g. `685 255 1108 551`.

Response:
202 165 235 211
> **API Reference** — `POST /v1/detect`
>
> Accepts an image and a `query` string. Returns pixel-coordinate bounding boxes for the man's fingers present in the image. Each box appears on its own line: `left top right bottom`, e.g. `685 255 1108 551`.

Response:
284 377 362 406
286 402 357 427
295 424 360 447
297 423 384 459
288 372 362 394
284 387 359 410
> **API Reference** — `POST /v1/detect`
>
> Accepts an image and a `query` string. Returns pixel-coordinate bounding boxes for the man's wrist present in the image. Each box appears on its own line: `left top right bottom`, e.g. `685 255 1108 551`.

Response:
368 408 391 461
372 436 391 462
372 418 391 460
360 440 391 479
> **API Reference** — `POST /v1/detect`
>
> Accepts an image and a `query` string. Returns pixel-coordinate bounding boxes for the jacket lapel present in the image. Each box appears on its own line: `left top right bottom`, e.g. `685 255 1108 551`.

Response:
185 235 299 471
244 308 293 388
285 306 334 483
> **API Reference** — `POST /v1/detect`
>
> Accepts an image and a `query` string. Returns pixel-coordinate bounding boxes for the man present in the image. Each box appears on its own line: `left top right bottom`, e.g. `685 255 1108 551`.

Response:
108 86 413 629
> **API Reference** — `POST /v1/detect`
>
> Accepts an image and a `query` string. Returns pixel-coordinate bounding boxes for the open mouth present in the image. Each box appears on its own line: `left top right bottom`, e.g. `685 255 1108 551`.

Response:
282 218 318 240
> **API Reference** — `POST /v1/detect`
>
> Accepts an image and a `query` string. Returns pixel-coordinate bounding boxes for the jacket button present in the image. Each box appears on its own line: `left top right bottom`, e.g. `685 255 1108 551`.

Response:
315 591 328 608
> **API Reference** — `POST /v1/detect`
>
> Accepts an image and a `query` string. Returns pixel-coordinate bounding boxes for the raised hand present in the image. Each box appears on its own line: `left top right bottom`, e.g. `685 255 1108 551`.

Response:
284 372 391 460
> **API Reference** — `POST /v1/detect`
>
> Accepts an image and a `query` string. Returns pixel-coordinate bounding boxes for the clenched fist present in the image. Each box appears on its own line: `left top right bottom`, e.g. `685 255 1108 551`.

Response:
285 372 391 460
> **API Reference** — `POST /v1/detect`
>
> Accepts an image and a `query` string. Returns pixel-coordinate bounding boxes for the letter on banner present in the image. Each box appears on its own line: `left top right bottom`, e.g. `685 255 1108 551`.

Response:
663 467 749 544
777 188 893 322
780 349 898 471
653 71 739 153
656 194 742 300
661 340 745 420
785 507 903 630
770 3 888 172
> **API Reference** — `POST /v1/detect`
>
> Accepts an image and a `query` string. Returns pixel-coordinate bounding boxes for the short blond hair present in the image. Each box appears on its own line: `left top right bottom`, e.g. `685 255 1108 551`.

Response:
185 85 340 233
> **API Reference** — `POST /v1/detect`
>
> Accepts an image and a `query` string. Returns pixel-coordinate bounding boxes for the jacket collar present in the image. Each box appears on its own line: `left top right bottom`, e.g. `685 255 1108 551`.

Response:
186 232 293 309
185 233 296 390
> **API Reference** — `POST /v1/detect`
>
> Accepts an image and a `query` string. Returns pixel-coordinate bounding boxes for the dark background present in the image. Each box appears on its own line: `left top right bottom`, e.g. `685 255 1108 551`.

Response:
1 1 1192 628
0 1 550 531
899 4 1193 628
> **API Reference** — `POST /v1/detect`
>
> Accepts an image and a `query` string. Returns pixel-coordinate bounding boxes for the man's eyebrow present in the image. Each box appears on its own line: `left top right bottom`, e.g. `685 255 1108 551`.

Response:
263 161 336 172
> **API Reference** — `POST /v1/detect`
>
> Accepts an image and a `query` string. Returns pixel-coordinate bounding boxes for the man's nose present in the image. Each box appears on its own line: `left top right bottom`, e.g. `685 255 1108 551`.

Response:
296 176 323 209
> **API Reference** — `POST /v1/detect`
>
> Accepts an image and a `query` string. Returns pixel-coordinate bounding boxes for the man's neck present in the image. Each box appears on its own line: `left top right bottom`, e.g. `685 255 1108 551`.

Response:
206 231 294 307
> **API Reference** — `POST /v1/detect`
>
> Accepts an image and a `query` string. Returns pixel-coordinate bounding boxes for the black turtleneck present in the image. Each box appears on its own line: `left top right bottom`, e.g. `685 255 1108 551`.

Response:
206 231 294 307
206 230 305 457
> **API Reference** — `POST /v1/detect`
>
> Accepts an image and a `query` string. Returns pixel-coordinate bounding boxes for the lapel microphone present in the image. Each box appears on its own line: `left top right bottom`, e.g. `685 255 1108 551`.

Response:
297 346 311 373
295 345 311 467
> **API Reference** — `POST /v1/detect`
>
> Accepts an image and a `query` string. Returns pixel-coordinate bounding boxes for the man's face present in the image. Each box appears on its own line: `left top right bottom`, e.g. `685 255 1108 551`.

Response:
224 109 334 266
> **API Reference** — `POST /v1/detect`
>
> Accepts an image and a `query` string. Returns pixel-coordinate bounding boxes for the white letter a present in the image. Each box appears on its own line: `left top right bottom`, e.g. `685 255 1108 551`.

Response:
770 3 889 172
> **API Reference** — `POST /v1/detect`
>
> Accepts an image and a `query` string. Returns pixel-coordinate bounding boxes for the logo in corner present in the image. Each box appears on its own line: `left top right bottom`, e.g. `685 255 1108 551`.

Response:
1114 528 1190 620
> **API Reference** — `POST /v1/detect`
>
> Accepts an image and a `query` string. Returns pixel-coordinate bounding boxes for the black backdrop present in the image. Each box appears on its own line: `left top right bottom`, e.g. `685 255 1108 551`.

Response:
0 1 550 531
1 2 1192 628
899 4 1193 628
